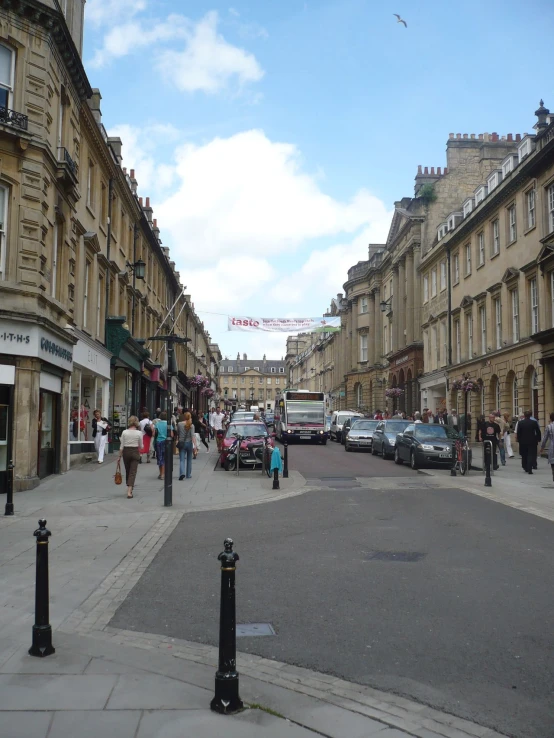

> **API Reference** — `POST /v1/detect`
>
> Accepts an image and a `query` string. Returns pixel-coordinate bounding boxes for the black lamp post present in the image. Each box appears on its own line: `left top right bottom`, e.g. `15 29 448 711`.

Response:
127 258 146 334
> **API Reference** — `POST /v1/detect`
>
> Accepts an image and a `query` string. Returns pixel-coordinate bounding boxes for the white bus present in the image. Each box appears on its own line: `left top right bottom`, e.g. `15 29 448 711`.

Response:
275 390 327 444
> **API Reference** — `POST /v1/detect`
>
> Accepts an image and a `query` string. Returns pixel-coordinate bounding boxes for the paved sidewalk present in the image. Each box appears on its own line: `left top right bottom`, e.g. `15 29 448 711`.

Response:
0 449 510 738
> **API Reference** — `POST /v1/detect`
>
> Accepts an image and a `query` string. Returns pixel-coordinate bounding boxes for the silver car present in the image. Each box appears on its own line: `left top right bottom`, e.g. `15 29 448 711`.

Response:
345 420 379 452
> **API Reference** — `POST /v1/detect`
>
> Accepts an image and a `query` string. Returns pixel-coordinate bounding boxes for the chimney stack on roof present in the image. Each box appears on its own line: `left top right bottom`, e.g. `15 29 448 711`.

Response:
88 88 102 126
107 136 123 165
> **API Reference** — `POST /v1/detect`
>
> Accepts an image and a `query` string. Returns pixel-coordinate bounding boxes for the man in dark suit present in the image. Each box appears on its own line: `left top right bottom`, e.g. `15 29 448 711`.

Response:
516 410 541 474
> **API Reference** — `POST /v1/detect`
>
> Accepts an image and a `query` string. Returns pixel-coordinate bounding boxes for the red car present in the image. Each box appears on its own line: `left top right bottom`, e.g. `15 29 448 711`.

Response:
219 422 274 470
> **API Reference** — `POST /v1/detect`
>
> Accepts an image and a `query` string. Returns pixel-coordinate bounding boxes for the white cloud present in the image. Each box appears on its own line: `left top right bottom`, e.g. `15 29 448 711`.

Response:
86 0 147 27
157 11 264 93
88 10 264 95
156 129 389 263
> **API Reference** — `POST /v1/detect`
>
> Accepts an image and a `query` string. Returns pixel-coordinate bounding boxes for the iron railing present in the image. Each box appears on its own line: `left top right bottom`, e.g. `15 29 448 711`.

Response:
0 106 28 131
57 147 78 179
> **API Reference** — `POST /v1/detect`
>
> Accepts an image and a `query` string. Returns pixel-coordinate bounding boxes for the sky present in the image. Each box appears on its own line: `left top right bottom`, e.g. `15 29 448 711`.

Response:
83 0 554 360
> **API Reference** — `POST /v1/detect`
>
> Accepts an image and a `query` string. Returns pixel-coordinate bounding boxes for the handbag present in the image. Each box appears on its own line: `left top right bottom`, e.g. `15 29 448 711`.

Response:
114 458 123 485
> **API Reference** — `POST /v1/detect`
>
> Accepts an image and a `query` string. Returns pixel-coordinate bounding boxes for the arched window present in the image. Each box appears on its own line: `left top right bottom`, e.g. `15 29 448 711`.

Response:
530 369 539 420
513 376 519 416
356 383 363 408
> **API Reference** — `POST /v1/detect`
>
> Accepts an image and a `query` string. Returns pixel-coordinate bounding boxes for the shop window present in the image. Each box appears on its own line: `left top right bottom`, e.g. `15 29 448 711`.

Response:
0 44 14 109
83 260 90 328
70 369 105 443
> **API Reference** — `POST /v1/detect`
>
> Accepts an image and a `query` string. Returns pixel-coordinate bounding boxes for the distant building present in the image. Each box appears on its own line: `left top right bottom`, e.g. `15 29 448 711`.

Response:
219 353 286 410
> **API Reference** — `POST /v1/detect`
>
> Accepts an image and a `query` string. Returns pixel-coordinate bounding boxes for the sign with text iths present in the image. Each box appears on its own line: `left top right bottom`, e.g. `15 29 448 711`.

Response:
228 316 341 333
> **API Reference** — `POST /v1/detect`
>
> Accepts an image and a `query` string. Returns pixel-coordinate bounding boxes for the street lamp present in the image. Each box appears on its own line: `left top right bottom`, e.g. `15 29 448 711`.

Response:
380 298 392 313
126 259 146 280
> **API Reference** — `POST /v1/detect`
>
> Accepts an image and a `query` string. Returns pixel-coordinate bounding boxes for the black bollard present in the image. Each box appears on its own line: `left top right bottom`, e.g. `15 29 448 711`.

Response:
210 538 243 714
484 440 492 487
283 441 289 479
29 519 55 657
272 468 279 490
450 442 457 477
164 437 173 507
4 459 14 515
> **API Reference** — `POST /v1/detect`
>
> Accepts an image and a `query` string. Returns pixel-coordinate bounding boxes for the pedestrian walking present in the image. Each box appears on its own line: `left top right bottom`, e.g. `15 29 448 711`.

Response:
154 411 172 481
211 406 226 452
139 411 153 464
479 413 501 471
177 412 197 480
92 409 110 464
540 412 554 482
118 416 143 499
501 412 515 458
516 410 541 474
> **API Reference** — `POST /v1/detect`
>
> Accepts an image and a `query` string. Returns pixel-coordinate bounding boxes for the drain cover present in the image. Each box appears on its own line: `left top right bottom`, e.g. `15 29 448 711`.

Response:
236 623 276 637
364 551 425 562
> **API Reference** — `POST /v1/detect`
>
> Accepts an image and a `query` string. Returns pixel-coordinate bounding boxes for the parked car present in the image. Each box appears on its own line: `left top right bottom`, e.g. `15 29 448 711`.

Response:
394 423 457 470
219 421 274 468
330 411 362 443
264 412 275 428
341 416 363 445
344 419 379 452
371 420 411 459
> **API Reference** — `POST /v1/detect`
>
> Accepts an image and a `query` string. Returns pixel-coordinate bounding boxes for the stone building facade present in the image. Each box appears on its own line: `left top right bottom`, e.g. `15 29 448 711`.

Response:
286 116 554 422
219 354 286 411
0 1 218 490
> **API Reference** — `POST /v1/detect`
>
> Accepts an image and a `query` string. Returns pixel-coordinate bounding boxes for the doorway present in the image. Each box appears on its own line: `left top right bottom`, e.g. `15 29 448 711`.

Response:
38 390 59 479
0 384 12 491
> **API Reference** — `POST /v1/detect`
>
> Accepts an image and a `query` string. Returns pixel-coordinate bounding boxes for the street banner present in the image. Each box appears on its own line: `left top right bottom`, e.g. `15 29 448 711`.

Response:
228 316 341 333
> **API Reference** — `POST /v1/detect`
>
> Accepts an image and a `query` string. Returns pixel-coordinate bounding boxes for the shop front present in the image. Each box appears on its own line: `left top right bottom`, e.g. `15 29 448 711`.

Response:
69 331 112 464
387 346 423 415
0 317 75 490
419 370 448 416
105 317 149 449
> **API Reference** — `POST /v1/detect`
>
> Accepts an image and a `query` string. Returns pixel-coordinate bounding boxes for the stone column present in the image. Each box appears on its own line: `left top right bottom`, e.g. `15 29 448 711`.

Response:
392 265 399 352
398 259 406 348
413 247 422 341
351 298 358 371
405 249 415 345
368 292 376 366
13 357 41 490
373 287 383 365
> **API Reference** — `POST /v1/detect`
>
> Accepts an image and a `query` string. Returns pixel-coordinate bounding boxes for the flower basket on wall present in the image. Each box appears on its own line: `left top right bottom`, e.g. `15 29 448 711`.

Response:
451 374 481 393
385 387 404 398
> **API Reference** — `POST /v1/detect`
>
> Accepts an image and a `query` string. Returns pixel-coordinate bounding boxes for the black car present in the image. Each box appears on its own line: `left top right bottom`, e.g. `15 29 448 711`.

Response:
394 423 457 469
371 420 411 459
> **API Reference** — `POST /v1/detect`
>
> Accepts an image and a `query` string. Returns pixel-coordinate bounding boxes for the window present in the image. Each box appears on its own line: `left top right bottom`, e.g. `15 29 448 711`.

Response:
431 269 437 297
271 367 276 373
511 288 519 342
440 321 447 366
479 306 486 355
526 188 536 229
508 205 517 243
223 377 228 385
513 376 519 416
467 312 473 359
474 186 487 205
86 160 95 210
275 378 280 385
502 156 515 177
360 297 368 314
51 221 59 298
267 378 272 385
423 275 429 302
258 377 263 385
494 298 502 349
549 184 554 234
83 261 90 329
0 185 6 280
279 367 285 373
551 272 554 327
518 138 532 162
455 320 461 363
463 199 473 218
530 278 538 334
488 171 502 192
0 44 14 109
465 243 471 275
241 377 245 384
477 232 485 266
360 334 368 362
384 321 389 355
432 325 438 370
453 253 460 283
440 260 446 290
491 219 500 255
244 366 250 371
96 275 103 336
266 389 272 399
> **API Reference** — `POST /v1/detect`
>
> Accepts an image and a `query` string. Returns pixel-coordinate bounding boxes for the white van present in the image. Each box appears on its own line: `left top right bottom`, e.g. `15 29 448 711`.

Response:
330 411 363 443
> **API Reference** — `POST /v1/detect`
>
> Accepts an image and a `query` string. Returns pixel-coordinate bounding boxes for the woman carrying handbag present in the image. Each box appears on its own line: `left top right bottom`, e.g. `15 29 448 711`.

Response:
118 416 143 499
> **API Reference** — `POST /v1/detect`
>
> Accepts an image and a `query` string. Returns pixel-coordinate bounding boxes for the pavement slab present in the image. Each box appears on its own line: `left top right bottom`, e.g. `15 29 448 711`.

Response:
48 710 142 738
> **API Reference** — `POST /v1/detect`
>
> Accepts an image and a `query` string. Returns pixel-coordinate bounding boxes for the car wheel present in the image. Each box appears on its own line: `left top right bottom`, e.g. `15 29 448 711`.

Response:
410 451 418 470
345 442 350 452
371 443 378 456
394 448 403 465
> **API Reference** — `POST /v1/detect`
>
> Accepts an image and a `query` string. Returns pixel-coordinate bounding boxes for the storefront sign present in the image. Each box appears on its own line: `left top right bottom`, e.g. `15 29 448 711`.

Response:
395 355 410 366
0 320 73 371
73 335 111 379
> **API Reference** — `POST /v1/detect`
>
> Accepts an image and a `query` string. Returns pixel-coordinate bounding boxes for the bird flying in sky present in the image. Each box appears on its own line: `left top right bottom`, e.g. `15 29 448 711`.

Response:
393 14 407 27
